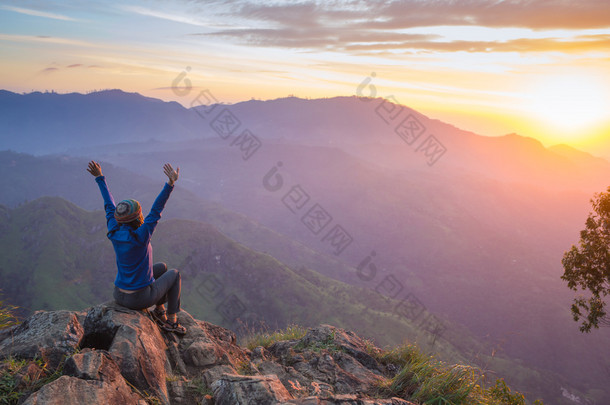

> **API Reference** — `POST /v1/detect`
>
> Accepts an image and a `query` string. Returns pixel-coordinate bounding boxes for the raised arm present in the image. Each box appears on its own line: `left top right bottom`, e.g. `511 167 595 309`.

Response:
135 163 179 242
87 160 118 232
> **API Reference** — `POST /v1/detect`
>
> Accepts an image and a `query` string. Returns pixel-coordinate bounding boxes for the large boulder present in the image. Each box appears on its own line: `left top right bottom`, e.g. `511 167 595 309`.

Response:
212 373 294 405
83 302 170 404
21 375 143 405
174 310 245 371
0 310 84 369
298 325 384 374
0 351 143 405
258 325 384 398
63 349 123 382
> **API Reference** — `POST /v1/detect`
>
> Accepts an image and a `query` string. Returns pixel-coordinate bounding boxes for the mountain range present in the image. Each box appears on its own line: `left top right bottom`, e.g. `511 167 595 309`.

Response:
1 89 609 404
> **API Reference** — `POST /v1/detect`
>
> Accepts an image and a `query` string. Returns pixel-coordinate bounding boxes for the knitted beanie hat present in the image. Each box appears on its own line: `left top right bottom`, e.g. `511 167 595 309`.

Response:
115 199 143 224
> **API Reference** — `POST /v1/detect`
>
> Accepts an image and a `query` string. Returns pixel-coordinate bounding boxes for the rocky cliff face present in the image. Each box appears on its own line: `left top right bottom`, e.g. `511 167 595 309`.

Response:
0 302 414 405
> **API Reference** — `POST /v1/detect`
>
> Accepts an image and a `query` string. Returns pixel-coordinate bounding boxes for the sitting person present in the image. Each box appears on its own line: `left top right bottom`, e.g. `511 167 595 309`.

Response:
87 160 186 335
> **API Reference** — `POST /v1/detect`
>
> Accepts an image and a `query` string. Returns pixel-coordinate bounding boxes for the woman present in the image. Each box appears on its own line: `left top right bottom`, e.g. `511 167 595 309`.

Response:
87 160 186 335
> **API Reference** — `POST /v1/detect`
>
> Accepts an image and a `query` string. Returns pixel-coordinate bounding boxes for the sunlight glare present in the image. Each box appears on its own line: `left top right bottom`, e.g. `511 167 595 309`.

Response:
526 74 608 135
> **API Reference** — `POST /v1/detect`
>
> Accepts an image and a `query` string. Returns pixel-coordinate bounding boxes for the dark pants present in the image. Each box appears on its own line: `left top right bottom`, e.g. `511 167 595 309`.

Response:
113 262 181 314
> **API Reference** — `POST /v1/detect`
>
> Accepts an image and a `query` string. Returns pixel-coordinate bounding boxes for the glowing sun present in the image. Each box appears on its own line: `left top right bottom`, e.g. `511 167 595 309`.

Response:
526 74 608 134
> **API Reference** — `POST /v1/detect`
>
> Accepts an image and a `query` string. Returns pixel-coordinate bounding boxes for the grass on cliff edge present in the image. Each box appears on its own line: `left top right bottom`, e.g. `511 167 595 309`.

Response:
0 295 19 331
244 325 545 405
373 343 545 405
242 324 308 350
0 299 67 405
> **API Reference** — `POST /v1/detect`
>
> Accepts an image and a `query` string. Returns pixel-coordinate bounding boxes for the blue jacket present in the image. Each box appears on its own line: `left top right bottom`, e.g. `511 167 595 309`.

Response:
95 176 173 290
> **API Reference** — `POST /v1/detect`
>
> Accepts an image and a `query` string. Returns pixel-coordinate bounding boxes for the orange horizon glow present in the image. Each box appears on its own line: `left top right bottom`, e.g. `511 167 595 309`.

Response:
1 2 610 157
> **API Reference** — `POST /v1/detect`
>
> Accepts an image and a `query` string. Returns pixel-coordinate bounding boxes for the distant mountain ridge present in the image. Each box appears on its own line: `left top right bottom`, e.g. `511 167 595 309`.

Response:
0 89 206 154
1 89 608 192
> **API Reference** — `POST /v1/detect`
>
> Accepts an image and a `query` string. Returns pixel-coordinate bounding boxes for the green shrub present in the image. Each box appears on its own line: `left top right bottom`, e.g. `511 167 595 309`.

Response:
0 356 65 405
486 379 544 405
0 364 22 405
487 379 526 405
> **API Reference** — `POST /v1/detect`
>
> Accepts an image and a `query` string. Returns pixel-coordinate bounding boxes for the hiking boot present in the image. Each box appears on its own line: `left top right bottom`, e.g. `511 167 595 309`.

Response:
151 307 167 326
161 321 187 335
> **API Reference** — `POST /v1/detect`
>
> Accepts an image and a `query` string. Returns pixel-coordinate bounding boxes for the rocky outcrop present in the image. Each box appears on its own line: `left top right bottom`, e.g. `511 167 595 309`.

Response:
212 374 293 405
0 310 83 370
0 302 415 405
21 374 143 405
83 303 170 402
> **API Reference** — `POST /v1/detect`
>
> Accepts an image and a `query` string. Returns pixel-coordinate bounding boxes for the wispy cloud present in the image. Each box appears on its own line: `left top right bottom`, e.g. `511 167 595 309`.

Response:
342 35 610 54
204 29 610 54
0 34 95 47
199 0 610 54
202 28 440 49
0 5 77 22
120 5 206 26
36 63 105 76
227 0 610 31
119 4 237 29
375 0 610 30
39 67 59 75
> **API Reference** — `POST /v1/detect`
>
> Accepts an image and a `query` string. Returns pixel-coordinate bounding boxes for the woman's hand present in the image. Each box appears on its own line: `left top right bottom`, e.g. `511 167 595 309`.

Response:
87 161 103 177
164 163 180 186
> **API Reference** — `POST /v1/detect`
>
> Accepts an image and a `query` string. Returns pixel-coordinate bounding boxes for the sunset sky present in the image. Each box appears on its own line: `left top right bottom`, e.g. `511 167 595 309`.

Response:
1 0 609 155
